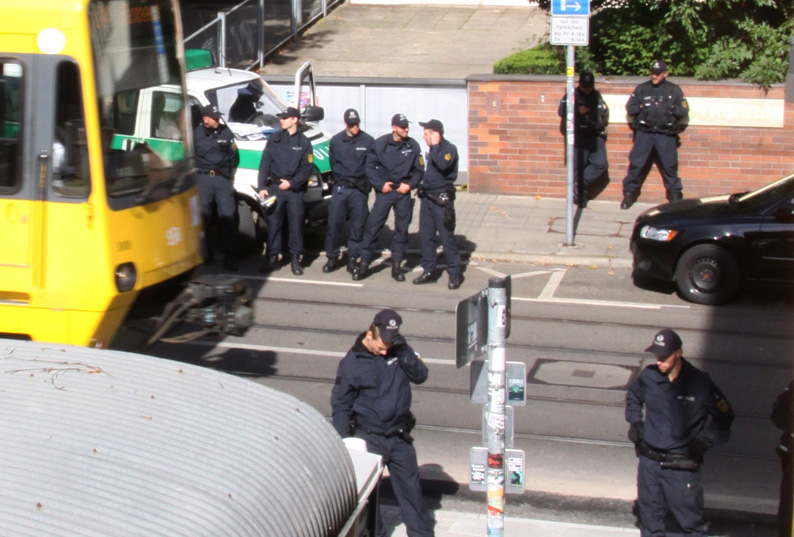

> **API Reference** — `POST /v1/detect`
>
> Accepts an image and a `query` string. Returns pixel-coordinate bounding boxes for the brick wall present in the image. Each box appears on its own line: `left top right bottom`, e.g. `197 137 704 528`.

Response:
467 75 794 203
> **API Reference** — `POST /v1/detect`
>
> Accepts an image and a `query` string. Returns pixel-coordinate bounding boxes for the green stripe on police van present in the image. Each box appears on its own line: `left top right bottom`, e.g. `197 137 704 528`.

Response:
238 139 331 174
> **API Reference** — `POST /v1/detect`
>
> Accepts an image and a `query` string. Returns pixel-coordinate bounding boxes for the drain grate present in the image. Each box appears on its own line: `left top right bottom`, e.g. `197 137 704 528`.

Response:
572 369 595 378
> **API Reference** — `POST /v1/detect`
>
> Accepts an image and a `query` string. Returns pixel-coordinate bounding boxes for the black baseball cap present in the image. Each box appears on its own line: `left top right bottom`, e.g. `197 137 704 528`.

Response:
645 329 682 357
276 106 301 119
201 104 223 120
344 108 361 126
651 60 667 75
579 70 595 88
391 113 410 128
373 309 402 345
419 119 444 135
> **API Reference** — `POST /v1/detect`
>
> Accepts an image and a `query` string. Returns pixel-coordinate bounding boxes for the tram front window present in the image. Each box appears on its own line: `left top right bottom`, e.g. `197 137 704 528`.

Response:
88 0 190 204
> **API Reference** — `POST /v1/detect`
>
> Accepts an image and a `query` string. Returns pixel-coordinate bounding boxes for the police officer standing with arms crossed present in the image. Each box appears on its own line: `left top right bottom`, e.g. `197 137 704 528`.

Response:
331 309 435 537
354 113 424 282
323 109 375 274
621 60 690 209
557 70 609 208
413 119 463 290
626 329 734 537
257 106 314 276
194 104 240 271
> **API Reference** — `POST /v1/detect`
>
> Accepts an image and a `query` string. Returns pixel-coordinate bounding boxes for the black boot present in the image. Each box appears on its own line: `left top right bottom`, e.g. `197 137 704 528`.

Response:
620 193 637 210
448 273 464 290
322 256 342 273
291 256 303 276
413 271 436 285
223 255 239 272
666 191 683 202
352 259 370 281
259 254 279 273
347 256 358 274
391 261 405 282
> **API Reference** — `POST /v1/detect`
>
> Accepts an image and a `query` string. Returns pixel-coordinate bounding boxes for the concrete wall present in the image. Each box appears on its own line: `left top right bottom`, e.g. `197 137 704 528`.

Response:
468 75 794 203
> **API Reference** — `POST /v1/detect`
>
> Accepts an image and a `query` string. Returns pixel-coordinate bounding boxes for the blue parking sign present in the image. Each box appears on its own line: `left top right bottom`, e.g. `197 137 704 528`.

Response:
551 0 590 16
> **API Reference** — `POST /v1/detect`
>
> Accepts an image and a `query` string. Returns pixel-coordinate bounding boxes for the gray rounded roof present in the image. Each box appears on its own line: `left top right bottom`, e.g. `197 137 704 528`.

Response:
0 340 357 536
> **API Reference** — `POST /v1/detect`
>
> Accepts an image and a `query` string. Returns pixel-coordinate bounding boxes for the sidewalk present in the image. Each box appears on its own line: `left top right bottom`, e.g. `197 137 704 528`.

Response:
393 191 645 270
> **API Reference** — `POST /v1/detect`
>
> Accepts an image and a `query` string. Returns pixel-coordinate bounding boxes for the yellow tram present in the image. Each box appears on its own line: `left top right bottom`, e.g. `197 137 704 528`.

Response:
0 0 227 347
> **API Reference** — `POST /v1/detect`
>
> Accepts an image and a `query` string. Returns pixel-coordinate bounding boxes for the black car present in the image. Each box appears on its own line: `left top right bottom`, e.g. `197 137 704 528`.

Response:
630 174 794 304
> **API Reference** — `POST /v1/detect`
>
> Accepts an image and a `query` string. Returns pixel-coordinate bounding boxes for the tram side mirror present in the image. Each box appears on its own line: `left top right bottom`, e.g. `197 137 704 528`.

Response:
301 105 324 123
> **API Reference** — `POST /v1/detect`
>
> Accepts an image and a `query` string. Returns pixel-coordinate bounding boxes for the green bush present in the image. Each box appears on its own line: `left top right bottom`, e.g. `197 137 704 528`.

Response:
494 43 563 75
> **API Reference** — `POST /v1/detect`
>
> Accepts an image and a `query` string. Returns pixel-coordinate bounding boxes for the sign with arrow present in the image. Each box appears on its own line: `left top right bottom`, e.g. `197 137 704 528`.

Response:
551 0 590 16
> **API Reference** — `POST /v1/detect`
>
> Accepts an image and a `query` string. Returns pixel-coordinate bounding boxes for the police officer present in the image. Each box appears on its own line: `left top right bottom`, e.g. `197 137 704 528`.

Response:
772 380 794 537
557 70 609 208
323 109 375 274
331 309 434 537
354 114 424 282
621 60 690 209
257 107 314 276
626 329 734 537
413 119 463 290
194 103 240 271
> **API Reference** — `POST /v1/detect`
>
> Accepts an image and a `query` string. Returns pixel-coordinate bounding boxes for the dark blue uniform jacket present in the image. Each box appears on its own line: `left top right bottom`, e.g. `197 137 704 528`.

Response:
331 333 429 437
626 79 689 134
423 138 458 193
365 133 424 192
194 123 239 174
257 129 314 192
329 130 375 185
626 359 734 452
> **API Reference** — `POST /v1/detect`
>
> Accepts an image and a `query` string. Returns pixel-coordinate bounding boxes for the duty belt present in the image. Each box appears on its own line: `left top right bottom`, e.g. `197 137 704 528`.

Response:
638 442 698 470
198 169 229 178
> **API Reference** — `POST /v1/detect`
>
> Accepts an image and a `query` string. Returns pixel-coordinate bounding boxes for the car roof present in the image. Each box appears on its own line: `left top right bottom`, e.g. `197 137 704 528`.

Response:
186 67 261 93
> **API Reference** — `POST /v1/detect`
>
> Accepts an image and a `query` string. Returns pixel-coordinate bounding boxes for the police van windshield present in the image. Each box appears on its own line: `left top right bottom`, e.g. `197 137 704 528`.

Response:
207 79 287 140
88 0 191 205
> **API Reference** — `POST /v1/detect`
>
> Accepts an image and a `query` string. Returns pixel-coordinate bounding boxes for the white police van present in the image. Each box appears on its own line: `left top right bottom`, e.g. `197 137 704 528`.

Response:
129 49 333 254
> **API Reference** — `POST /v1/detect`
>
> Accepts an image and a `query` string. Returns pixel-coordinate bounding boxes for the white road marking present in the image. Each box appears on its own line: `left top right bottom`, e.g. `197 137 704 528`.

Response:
538 269 566 299
474 266 506 278
515 296 690 310
238 275 363 287
195 340 457 365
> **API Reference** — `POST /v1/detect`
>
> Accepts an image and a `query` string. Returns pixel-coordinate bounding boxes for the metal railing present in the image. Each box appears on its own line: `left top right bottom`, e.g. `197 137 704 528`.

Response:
184 0 343 71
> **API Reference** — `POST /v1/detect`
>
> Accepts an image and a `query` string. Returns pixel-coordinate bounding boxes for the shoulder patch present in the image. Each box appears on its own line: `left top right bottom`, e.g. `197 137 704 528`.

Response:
419 155 425 167
444 153 452 161
308 154 314 164
717 397 729 413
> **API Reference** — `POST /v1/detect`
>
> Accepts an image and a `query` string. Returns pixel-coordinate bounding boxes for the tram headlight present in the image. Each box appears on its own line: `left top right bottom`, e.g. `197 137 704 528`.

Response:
115 263 137 292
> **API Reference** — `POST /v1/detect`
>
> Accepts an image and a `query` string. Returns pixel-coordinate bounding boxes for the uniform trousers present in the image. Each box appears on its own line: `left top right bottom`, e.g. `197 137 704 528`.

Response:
637 455 705 537
418 198 460 276
357 430 434 537
574 135 608 194
266 188 304 257
360 191 413 263
622 130 682 198
778 455 793 537
197 172 237 255
325 184 369 259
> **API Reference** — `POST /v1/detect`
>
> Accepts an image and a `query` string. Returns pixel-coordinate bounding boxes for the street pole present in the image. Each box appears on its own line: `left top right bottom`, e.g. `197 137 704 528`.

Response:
565 44 576 246
486 277 508 537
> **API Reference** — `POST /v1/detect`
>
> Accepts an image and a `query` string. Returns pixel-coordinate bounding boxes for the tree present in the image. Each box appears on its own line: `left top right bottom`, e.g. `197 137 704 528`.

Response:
536 0 793 89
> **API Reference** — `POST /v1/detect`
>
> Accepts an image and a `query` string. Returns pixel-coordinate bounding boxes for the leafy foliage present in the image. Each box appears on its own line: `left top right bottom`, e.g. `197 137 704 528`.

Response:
494 42 563 74
530 0 793 90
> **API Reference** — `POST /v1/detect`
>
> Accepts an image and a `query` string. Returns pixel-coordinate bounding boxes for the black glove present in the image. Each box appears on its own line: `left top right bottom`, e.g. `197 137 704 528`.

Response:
688 437 713 463
390 333 406 349
628 422 644 444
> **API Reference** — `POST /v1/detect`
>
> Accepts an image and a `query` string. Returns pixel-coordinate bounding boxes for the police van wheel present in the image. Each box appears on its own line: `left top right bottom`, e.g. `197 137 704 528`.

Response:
237 199 265 256
674 244 740 305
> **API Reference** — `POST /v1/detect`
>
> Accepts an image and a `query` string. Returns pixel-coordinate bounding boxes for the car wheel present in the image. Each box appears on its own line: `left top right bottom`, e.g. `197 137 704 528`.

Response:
237 199 265 256
674 244 741 305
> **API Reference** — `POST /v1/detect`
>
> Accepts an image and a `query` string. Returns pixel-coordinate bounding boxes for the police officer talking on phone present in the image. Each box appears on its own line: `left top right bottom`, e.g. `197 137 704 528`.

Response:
413 119 463 290
194 104 240 271
626 329 734 537
323 109 375 275
257 106 314 276
331 309 435 537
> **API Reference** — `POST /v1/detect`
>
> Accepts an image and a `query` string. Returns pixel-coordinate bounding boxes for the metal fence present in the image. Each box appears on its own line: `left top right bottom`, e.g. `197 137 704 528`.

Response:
183 0 344 71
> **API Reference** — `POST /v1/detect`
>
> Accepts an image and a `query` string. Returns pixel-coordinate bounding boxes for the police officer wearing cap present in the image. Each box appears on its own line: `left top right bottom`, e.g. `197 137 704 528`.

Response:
323 109 375 274
557 70 609 208
771 380 794 537
621 60 690 209
626 329 734 537
257 106 314 275
413 119 463 290
194 104 240 271
354 113 424 282
331 309 435 537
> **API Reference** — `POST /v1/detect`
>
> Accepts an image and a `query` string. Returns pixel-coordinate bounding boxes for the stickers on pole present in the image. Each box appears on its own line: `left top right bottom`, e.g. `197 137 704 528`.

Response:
470 447 526 494
470 361 526 406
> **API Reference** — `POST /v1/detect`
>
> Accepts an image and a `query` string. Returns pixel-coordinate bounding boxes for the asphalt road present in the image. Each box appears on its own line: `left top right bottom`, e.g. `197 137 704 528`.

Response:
129 255 791 534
